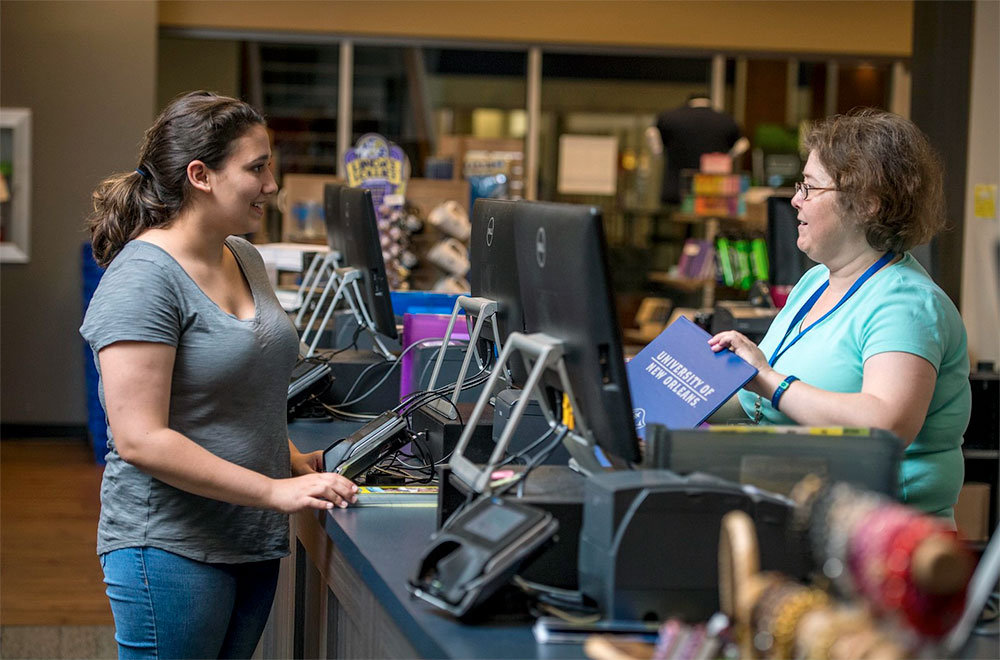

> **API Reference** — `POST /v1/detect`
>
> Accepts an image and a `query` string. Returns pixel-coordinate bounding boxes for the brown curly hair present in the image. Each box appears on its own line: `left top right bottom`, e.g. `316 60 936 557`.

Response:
803 109 945 253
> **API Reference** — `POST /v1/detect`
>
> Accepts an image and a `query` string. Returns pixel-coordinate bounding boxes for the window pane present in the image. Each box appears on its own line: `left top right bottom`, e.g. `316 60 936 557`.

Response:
539 52 712 232
351 45 527 180
259 43 341 175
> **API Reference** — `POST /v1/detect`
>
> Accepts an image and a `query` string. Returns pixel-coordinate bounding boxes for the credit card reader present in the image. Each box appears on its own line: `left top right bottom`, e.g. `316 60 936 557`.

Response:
409 495 558 618
323 411 408 480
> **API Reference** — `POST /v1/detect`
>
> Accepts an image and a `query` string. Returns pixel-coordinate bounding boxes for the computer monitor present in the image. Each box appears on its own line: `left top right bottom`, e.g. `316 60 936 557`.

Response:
468 198 528 388
767 195 815 287
339 186 399 340
513 201 641 465
322 182 347 257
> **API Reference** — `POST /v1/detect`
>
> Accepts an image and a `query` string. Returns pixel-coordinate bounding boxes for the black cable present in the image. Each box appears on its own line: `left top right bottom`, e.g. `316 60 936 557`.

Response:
357 426 441 486
336 358 397 406
298 353 332 365
398 356 485 410
336 336 478 412
319 404 377 422
323 323 364 359
330 336 451 410
395 334 503 416
398 433 437 484
398 368 492 420
498 424 557 468
494 426 570 499
402 385 469 424
437 428 566 532
416 340 462 392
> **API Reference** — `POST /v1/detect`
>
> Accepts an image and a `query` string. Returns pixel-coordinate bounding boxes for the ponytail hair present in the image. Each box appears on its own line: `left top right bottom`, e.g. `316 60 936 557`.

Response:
88 91 265 267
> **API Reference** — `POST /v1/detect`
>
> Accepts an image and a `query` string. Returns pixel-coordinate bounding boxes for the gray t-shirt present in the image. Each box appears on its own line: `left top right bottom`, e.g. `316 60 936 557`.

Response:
80 236 299 563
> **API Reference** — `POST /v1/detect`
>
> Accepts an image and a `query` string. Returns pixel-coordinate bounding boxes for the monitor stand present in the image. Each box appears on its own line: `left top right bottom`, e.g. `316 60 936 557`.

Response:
407 387 559 472
293 250 340 327
434 332 601 593
293 266 400 415
448 331 604 495
300 267 397 361
424 295 504 420
405 295 504 471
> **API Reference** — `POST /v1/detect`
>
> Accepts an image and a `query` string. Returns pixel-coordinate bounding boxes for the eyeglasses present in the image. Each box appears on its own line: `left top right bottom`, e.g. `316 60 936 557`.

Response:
794 181 837 200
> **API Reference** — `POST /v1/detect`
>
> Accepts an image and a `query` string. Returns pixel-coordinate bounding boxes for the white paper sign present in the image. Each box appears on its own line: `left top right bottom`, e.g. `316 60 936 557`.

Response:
557 135 618 196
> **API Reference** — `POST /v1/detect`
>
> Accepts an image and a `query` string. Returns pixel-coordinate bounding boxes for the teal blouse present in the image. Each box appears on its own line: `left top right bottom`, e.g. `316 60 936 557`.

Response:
738 253 971 517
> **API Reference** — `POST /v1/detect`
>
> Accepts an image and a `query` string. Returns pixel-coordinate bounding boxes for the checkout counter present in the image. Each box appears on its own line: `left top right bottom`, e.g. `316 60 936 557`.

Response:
263 420 997 660
258 421 583 659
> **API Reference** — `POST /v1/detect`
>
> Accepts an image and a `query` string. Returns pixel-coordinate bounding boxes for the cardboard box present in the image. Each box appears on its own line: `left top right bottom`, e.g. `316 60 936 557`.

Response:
954 482 991 542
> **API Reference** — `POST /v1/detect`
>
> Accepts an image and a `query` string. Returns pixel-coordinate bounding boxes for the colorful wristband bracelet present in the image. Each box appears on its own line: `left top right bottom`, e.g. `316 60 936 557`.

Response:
771 375 799 411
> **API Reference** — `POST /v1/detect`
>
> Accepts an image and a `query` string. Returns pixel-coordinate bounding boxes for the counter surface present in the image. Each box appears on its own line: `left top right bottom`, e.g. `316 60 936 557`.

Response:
288 419 584 659
288 420 998 660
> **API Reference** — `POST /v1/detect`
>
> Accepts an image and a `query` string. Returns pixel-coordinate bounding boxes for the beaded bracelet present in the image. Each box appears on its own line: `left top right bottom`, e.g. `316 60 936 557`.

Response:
751 579 795 655
770 586 829 660
770 375 799 410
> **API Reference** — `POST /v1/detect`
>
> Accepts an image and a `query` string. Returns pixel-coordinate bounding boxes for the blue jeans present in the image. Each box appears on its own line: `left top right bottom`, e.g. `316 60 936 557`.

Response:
100 547 280 659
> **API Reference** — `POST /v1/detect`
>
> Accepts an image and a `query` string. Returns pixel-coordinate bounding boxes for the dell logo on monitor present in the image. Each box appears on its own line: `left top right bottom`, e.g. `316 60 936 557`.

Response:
535 227 546 268
486 216 495 247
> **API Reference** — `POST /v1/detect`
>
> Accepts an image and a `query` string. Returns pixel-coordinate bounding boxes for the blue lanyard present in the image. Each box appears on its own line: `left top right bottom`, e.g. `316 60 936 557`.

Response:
768 251 895 367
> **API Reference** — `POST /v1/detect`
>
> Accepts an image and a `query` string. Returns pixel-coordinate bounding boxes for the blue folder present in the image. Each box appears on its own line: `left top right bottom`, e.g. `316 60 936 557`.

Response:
627 316 757 437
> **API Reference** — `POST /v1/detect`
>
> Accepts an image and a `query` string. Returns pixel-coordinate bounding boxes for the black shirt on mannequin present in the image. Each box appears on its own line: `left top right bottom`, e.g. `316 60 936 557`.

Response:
656 99 741 205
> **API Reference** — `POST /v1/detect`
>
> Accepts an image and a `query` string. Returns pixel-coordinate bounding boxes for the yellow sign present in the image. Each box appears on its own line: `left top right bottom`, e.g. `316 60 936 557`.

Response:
346 158 402 189
973 184 997 220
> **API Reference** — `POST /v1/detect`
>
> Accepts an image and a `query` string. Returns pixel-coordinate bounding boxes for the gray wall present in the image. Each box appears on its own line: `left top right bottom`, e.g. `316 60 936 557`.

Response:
157 37 240 112
0 1 156 424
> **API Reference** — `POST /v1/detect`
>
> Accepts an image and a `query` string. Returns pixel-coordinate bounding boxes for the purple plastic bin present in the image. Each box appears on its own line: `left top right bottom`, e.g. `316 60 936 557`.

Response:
400 313 470 399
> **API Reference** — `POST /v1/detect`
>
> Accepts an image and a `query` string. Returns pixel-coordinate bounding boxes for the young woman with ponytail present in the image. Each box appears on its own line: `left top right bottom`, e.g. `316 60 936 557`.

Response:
81 91 358 659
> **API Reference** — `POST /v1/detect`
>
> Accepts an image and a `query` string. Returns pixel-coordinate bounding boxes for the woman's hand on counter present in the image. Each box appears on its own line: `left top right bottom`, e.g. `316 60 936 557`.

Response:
269 472 358 513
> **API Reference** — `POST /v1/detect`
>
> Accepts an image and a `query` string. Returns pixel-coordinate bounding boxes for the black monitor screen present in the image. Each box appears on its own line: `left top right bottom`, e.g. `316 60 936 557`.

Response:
513 201 640 464
469 198 528 388
767 195 815 286
340 187 398 340
322 183 347 258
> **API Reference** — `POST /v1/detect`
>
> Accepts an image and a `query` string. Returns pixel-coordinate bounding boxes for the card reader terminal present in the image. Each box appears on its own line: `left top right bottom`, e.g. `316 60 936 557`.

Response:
409 495 558 618
322 411 408 480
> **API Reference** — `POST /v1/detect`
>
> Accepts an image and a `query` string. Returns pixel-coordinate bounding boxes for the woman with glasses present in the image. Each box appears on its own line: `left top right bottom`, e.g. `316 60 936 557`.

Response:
709 109 970 519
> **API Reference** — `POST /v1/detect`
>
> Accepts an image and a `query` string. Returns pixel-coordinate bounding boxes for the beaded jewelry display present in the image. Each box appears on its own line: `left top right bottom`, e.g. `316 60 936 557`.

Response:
722 477 980 659
801 479 975 638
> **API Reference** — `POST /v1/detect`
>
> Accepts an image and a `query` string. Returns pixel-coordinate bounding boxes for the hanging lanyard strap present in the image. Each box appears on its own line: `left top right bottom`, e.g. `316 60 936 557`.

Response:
768 251 895 367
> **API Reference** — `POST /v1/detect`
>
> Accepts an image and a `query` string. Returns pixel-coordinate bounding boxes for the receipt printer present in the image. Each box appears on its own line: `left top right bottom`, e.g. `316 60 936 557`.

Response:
578 469 794 622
